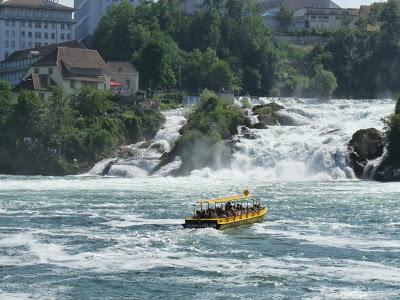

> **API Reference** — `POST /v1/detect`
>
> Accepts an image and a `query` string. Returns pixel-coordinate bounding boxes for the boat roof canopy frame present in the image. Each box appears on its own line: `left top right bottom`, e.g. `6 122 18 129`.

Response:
197 194 253 205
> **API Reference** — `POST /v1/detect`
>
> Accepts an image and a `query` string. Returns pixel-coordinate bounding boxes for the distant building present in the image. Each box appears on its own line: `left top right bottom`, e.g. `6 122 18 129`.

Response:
107 61 139 96
0 0 75 62
260 0 339 12
261 0 340 32
0 40 85 87
14 45 112 100
74 0 139 43
293 7 359 31
180 0 264 14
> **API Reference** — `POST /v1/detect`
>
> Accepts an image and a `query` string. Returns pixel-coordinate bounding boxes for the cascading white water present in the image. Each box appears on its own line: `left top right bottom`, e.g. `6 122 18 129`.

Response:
227 98 395 181
89 99 395 180
88 109 187 177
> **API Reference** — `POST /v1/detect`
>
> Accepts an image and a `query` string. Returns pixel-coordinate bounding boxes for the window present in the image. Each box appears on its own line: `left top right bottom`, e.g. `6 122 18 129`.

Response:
35 22 41 28
4 41 9 48
51 23 55 29
28 32 32 38
11 21 15 27
21 21 25 27
61 34 65 40
67 34 70 40
48 68 53 75
11 41 15 48
44 23 48 29
82 82 97 89
11 31 15 38
35 32 41 38
51 33 55 39
61 23 65 30
5 30 9 38
44 32 48 39
21 31 25 37
70 80 76 89
28 22 32 28
34 68 39 74
67 24 71 30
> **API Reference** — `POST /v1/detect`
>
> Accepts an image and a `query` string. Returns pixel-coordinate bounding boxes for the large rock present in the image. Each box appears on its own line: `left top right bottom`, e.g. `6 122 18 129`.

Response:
373 162 400 181
348 128 386 178
252 103 284 126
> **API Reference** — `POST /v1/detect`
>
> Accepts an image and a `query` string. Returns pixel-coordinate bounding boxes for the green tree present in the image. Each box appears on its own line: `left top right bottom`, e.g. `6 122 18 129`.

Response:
11 91 48 139
277 6 293 33
380 0 400 47
0 80 12 126
93 1 136 60
71 89 114 118
133 33 180 89
309 64 338 98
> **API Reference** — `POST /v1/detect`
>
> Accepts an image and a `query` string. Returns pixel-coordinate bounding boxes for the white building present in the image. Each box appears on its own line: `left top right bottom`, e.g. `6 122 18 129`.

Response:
74 0 139 43
294 7 359 31
0 0 75 62
0 40 85 87
14 45 112 100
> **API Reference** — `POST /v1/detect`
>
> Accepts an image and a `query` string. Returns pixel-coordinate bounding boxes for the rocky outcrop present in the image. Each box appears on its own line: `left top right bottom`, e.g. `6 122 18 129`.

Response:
252 103 304 126
373 162 400 181
252 103 284 126
348 128 386 178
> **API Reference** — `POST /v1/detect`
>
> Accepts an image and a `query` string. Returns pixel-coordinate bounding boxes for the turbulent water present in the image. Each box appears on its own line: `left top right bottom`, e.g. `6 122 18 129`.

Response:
1 99 399 299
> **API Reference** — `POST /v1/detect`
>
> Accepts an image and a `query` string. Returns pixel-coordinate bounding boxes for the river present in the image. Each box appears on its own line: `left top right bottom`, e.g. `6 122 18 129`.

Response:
0 99 399 299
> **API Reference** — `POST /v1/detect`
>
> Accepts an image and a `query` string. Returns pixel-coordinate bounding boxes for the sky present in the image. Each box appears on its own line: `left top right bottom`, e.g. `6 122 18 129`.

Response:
59 0 386 9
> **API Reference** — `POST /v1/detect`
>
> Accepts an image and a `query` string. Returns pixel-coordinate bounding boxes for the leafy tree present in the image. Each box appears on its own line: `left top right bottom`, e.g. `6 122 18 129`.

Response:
133 33 180 89
0 80 12 126
309 64 338 98
93 1 136 60
277 6 293 33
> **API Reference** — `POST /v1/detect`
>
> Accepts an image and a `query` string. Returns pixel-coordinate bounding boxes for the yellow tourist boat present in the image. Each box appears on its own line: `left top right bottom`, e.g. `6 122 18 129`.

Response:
183 190 268 230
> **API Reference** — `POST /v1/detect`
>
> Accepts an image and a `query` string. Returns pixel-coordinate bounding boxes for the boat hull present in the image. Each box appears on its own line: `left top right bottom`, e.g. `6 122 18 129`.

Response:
183 208 268 230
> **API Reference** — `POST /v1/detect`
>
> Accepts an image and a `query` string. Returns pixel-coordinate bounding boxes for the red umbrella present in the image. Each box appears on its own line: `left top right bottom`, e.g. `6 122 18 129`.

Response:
110 81 124 87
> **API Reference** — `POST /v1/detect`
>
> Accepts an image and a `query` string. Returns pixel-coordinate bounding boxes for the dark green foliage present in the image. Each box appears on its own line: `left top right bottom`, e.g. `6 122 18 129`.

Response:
384 96 400 163
303 0 400 98
309 65 338 98
155 91 244 175
277 6 293 33
93 0 276 95
0 88 165 175
0 81 12 126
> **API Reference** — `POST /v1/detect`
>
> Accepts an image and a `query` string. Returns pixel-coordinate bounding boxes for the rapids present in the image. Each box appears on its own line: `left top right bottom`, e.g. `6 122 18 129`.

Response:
0 176 399 299
90 98 395 180
0 98 399 299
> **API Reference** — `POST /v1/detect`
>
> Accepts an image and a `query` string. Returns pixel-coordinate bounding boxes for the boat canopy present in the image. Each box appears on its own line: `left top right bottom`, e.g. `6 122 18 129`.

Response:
197 191 252 205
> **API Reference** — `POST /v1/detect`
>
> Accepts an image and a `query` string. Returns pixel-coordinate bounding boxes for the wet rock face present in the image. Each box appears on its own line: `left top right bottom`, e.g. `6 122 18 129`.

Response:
348 128 386 178
252 103 284 126
374 163 400 181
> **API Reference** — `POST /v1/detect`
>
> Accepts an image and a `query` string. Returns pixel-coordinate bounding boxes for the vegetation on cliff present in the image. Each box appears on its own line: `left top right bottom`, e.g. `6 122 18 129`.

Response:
93 0 276 96
384 96 400 164
154 90 245 175
0 83 164 175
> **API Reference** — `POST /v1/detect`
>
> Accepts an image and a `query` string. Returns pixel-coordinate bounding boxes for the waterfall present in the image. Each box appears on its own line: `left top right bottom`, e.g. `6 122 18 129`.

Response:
88 109 187 177
89 99 395 180
227 98 394 181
